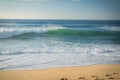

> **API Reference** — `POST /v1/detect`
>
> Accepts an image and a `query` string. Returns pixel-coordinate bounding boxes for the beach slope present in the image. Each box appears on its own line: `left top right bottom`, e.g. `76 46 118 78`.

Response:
0 64 120 80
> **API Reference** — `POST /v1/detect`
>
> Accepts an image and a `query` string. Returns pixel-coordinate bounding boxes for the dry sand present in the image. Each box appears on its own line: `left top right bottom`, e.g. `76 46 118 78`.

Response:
0 64 120 80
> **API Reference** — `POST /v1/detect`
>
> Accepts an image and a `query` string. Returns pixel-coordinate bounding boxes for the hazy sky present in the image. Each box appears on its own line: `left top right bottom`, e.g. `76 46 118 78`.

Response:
0 0 120 20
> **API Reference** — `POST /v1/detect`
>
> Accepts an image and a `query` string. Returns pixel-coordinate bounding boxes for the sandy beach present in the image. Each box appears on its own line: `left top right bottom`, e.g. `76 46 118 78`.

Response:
0 64 120 80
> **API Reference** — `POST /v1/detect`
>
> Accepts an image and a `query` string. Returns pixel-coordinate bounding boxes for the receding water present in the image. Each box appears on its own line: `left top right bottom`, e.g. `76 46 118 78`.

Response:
0 19 120 70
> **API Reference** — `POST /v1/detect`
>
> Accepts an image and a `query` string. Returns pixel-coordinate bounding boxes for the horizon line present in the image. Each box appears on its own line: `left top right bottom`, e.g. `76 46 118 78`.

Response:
0 18 120 21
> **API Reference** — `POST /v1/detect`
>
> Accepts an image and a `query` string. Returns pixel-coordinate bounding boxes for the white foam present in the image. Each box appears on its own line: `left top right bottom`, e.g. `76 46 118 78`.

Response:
0 24 66 38
0 39 120 70
100 26 120 31
0 53 120 70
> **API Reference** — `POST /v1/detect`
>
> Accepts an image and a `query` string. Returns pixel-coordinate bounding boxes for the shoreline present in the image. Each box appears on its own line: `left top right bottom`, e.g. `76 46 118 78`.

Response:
0 64 120 80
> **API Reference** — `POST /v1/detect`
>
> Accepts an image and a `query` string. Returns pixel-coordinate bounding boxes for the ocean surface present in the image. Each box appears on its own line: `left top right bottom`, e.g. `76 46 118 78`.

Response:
0 19 120 70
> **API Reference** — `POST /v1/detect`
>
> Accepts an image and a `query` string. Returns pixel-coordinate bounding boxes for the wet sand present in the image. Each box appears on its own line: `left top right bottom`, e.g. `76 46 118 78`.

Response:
0 64 120 80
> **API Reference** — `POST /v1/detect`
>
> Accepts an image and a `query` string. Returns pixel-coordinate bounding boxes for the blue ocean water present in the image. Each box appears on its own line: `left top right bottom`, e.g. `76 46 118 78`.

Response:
0 19 120 70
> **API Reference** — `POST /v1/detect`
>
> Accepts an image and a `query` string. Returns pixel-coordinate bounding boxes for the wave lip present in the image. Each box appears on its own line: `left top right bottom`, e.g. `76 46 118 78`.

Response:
0 24 66 38
0 24 120 39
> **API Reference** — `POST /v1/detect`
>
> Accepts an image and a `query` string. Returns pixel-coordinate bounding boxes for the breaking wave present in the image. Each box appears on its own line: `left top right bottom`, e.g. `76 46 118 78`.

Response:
0 24 120 39
0 24 66 38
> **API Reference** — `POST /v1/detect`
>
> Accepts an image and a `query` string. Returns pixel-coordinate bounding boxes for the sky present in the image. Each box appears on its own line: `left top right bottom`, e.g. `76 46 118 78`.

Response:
0 0 120 20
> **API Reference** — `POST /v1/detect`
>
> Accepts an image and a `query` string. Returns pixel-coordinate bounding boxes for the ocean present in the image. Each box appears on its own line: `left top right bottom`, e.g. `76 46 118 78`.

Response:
0 19 120 70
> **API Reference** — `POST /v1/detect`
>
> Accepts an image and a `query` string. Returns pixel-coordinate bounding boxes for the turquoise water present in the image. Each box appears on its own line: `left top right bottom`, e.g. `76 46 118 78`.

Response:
0 19 120 70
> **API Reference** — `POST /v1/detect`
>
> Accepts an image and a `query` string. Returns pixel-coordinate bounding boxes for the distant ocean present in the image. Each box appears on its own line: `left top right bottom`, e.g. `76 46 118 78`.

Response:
0 19 120 70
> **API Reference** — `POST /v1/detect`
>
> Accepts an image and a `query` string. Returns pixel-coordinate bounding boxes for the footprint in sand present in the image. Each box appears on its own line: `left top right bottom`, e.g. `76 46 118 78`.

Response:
91 75 98 78
94 77 105 80
60 78 68 80
107 77 115 79
106 74 112 77
78 76 87 80
91 75 105 80
113 73 119 75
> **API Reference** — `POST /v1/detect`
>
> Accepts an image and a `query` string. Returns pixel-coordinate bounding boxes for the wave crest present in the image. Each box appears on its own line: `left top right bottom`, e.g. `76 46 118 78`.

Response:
0 24 120 39
0 24 66 38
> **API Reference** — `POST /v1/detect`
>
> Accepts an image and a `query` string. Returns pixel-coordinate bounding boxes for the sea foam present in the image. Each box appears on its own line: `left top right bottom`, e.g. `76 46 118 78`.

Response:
0 24 66 38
